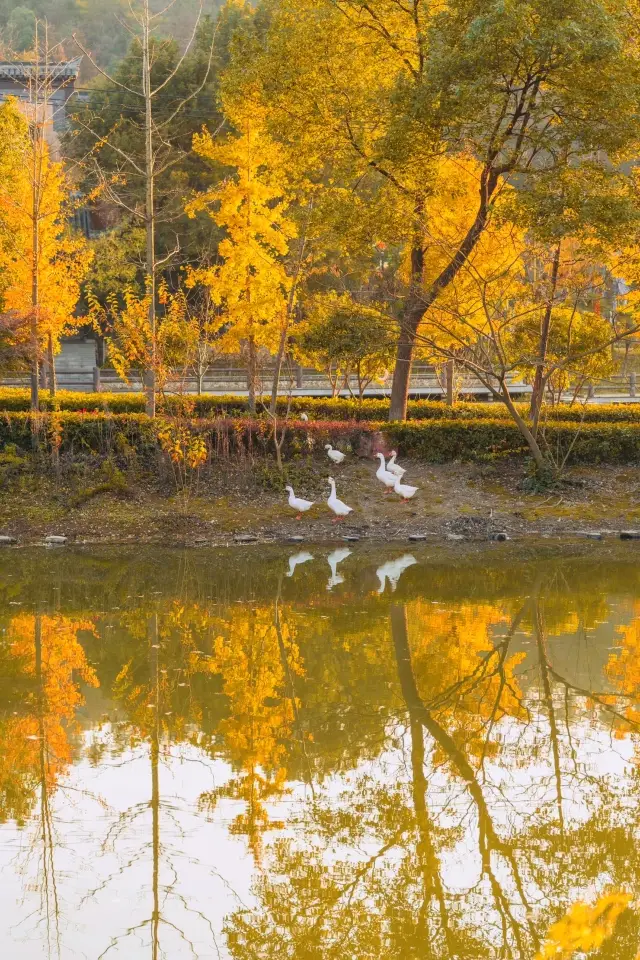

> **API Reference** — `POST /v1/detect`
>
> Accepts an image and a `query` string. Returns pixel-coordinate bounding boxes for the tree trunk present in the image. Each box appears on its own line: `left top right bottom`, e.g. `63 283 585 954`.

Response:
389 169 500 421
274 427 285 474
142 2 156 419
390 602 539 953
30 363 40 412
533 595 564 833
30 138 40 414
389 239 425 421
445 358 454 406
47 332 56 397
530 243 561 434
270 325 288 416
500 382 548 471
395 604 454 949
149 613 160 960
247 337 257 414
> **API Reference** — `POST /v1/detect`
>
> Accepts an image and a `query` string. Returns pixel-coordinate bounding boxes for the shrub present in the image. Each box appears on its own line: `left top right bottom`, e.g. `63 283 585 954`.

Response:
0 411 158 457
0 387 145 413
386 419 529 461
0 412 375 462
387 419 640 464
2 411 640 467
1 386 640 425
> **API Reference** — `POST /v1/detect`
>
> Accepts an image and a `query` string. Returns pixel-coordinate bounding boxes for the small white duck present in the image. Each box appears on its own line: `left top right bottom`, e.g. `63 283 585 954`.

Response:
285 485 315 519
327 477 353 521
287 551 314 577
300 412 309 422
393 475 418 501
376 554 417 594
387 451 406 479
326 547 351 591
325 443 346 464
375 452 398 493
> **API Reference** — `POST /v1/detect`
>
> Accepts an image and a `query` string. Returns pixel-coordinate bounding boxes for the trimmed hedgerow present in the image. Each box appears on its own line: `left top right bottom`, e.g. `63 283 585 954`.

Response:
0 412 376 461
2 410 640 465
386 419 529 461
2 386 640 423
0 411 158 457
386 418 640 463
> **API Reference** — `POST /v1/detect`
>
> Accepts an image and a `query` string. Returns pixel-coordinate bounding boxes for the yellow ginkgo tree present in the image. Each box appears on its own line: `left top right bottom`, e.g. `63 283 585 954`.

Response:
90 281 202 396
187 97 297 414
0 99 91 406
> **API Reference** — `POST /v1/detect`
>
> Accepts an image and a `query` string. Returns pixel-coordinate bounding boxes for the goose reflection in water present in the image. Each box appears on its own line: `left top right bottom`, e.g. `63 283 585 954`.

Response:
376 554 417 594
286 551 314 578
326 548 351 591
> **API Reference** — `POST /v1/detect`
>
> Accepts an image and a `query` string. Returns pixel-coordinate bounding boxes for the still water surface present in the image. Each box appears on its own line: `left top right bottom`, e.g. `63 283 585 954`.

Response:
1 544 640 959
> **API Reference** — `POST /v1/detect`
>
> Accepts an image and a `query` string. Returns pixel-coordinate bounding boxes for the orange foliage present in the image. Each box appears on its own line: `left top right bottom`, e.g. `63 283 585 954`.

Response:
408 601 526 758
606 602 640 732
0 101 91 357
202 606 304 858
536 892 632 960
0 614 97 824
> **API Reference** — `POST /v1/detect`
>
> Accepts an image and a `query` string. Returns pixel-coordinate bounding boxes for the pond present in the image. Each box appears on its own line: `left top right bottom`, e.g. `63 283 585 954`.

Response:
1 543 639 959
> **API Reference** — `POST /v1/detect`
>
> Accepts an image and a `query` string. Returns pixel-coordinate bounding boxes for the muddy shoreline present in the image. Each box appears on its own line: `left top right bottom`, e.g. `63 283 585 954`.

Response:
1 459 639 547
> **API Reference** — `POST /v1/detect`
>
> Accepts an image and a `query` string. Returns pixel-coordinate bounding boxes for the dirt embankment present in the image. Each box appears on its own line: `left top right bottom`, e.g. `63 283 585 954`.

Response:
1 457 639 547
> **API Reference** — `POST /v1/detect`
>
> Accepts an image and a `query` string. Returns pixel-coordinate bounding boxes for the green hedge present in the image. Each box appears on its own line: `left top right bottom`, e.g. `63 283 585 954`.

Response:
2 386 640 424
387 418 640 463
0 412 375 460
2 410 640 465
0 411 159 456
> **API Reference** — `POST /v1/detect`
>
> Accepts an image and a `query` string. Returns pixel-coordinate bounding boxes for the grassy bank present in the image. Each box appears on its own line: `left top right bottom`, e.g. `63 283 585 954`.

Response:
1 454 639 546
2 397 639 546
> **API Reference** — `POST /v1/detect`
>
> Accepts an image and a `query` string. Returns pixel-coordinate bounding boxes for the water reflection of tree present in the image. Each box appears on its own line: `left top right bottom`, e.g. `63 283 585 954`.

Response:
5 555 640 957
0 612 98 958
90 608 223 959
199 593 305 862
223 591 640 960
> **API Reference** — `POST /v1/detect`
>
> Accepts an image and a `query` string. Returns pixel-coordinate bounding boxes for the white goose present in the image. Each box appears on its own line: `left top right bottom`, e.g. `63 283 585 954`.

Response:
387 451 406 479
285 485 315 519
393 475 418 501
326 547 351 591
325 443 346 464
287 551 314 577
375 452 398 493
327 477 353 521
300 412 309 422
376 554 417 594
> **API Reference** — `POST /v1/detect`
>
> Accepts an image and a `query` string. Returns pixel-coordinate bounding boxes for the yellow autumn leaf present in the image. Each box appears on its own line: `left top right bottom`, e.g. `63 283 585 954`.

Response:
535 893 632 960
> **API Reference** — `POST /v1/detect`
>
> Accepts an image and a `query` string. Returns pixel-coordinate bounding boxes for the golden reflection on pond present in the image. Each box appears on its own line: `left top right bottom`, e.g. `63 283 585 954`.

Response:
0 545 639 959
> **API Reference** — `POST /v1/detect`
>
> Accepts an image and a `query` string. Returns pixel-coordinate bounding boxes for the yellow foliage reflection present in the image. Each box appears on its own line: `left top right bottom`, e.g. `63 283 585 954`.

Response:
200 604 304 859
536 892 632 960
408 601 526 760
606 603 640 732
0 614 97 824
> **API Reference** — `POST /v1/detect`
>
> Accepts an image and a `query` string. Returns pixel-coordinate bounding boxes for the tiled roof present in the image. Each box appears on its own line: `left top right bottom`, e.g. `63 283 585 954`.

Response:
0 58 82 82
